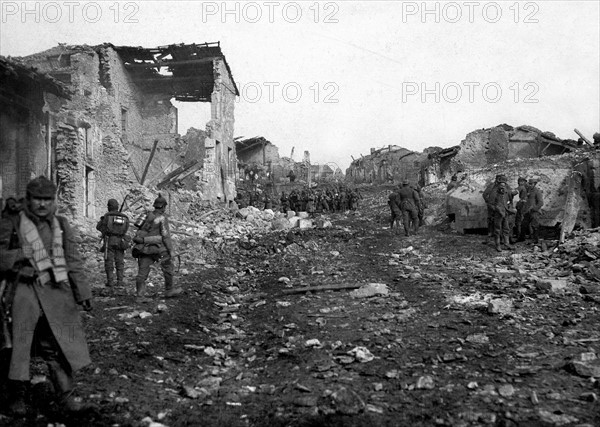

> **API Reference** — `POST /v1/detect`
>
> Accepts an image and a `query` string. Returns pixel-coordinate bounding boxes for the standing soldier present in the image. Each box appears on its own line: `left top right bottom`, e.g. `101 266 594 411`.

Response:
520 178 544 243
132 194 182 300
0 176 92 415
280 192 289 213
490 176 515 251
388 189 402 232
397 180 421 236
515 177 528 241
96 199 130 288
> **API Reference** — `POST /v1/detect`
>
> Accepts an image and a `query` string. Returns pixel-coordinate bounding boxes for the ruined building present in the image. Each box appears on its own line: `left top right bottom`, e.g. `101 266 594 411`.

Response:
0 57 70 198
13 42 237 220
346 145 428 187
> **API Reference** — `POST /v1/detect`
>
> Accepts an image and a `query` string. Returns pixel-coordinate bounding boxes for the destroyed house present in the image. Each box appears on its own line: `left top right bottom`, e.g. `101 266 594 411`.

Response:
20 42 238 220
0 56 70 199
346 145 426 186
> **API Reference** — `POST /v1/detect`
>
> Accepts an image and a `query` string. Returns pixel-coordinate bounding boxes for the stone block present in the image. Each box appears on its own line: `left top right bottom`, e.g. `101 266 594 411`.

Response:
298 212 309 219
298 219 313 229
287 211 296 219
289 217 300 228
536 279 568 293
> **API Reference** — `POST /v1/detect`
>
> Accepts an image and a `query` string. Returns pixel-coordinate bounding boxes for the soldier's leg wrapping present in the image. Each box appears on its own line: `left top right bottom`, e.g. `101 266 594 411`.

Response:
402 210 411 236
135 256 154 296
104 247 116 285
161 256 175 290
115 249 125 285
530 211 540 242
35 316 74 396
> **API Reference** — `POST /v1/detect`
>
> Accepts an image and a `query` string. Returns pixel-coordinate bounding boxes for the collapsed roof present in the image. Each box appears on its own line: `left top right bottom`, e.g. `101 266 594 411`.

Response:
111 42 239 102
0 55 71 100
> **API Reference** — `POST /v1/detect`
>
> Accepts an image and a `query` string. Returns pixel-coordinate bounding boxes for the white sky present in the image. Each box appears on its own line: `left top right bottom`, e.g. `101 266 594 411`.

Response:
1 1 599 170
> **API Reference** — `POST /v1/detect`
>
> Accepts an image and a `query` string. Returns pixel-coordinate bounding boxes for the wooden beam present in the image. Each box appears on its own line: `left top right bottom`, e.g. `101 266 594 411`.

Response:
140 139 159 185
574 128 593 146
282 283 362 295
124 57 219 69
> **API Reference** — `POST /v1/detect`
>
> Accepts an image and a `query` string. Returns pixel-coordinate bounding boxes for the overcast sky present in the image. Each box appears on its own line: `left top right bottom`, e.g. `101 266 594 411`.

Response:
1 1 598 170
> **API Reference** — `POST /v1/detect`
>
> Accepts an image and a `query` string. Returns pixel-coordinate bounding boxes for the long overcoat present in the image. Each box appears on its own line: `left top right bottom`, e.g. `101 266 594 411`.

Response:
0 211 91 380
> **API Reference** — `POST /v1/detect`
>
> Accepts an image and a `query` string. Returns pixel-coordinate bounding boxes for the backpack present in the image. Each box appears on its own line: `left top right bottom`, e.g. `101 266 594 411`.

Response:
106 213 129 236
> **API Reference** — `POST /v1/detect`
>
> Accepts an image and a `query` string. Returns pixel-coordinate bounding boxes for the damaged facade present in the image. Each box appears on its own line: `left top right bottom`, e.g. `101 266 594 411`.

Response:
14 42 238 221
345 145 427 187
0 56 70 199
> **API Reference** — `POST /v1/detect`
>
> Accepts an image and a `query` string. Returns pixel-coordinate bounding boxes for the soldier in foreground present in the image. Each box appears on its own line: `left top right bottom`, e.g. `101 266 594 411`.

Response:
96 199 130 288
490 176 516 251
0 176 92 416
132 194 182 300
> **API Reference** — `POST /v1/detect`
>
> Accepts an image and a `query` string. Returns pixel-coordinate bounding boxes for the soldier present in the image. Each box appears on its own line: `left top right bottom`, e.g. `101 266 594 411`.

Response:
280 192 289 213
0 176 92 415
483 174 517 240
132 194 182 300
490 176 516 251
388 190 402 232
520 178 544 243
96 199 130 288
397 180 421 237
514 177 529 241
1 197 21 220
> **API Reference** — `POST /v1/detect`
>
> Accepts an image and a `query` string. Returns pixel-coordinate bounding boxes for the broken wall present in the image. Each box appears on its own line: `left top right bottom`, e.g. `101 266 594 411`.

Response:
201 58 237 202
346 146 427 187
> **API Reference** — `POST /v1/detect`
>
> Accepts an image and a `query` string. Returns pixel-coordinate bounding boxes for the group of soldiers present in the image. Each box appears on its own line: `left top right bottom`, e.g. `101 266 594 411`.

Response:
388 180 425 237
0 177 182 416
235 185 362 216
483 174 544 252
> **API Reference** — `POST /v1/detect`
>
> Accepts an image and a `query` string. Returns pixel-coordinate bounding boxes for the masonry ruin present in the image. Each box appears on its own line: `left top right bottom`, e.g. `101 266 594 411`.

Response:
0 57 70 198
5 42 238 221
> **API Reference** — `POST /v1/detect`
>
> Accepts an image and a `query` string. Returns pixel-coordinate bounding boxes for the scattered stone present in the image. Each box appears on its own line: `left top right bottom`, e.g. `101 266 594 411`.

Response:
347 346 374 363
327 387 365 415
305 339 322 348
568 360 600 377
466 333 489 344
415 376 435 390
538 409 578 425
350 283 389 298
498 384 515 397
536 278 568 293
487 298 513 315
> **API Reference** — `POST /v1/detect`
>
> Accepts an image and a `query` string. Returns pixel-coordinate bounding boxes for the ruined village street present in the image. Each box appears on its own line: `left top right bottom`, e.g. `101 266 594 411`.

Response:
2 185 600 427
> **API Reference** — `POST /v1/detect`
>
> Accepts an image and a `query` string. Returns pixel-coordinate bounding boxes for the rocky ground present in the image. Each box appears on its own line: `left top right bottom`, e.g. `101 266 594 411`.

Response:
1 184 600 427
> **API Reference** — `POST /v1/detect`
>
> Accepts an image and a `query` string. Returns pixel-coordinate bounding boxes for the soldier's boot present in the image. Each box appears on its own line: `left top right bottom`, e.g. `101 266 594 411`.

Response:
503 235 514 250
8 380 29 416
116 268 125 287
48 361 82 412
105 268 115 287
494 236 502 252
164 275 182 298
135 279 152 303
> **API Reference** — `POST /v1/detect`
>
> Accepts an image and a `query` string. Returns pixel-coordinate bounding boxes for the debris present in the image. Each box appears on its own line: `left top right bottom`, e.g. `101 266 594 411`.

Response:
282 283 362 295
347 346 375 363
415 376 435 390
349 283 389 298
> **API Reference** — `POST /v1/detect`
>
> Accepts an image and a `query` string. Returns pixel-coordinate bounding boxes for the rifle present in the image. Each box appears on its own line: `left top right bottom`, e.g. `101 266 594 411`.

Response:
0 277 17 350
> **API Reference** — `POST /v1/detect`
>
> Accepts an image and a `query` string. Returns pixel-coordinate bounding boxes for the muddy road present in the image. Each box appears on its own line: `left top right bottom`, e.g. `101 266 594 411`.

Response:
1 187 599 427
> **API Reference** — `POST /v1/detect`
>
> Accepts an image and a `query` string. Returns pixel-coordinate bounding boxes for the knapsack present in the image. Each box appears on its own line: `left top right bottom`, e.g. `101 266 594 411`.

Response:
106 213 129 236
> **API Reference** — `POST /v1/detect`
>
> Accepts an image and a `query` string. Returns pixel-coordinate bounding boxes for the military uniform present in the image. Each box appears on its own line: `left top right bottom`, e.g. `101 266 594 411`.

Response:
520 178 544 243
490 179 515 251
397 181 420 236
0 176 92 415
96 199 129 287
133 194 181 299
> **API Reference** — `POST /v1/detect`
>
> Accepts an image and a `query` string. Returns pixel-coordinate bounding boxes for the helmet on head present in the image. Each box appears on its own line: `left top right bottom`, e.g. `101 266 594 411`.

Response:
153 193 167 208
528 178 540 184
26 176 56 198
497 175 508 184
107 199 119 210
518 176 527 183
402 179 409 185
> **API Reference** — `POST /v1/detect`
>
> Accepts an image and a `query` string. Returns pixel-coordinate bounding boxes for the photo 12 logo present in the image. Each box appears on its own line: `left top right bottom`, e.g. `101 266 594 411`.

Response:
1 1 140 24
402 82 539 103
237 81 340 104
401 1 539 23
200 2 339 24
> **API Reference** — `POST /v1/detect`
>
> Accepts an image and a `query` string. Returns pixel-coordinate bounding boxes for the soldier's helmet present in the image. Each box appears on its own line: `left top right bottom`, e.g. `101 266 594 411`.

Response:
528 178 540 185
402 179 410 185
107 199 119 210
153 193 168 208
26 176 56 198
497 175 508 184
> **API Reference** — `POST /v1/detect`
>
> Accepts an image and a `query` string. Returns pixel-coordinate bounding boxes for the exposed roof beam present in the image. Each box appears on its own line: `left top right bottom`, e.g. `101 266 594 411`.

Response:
124 57 219 69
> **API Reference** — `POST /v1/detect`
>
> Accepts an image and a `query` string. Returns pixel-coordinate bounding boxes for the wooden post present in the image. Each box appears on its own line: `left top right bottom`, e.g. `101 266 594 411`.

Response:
140 139 159 185
574 129 593 146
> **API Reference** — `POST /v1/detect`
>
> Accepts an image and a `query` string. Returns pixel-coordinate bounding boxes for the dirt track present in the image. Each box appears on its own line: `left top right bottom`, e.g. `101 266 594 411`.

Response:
1 186 600 427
